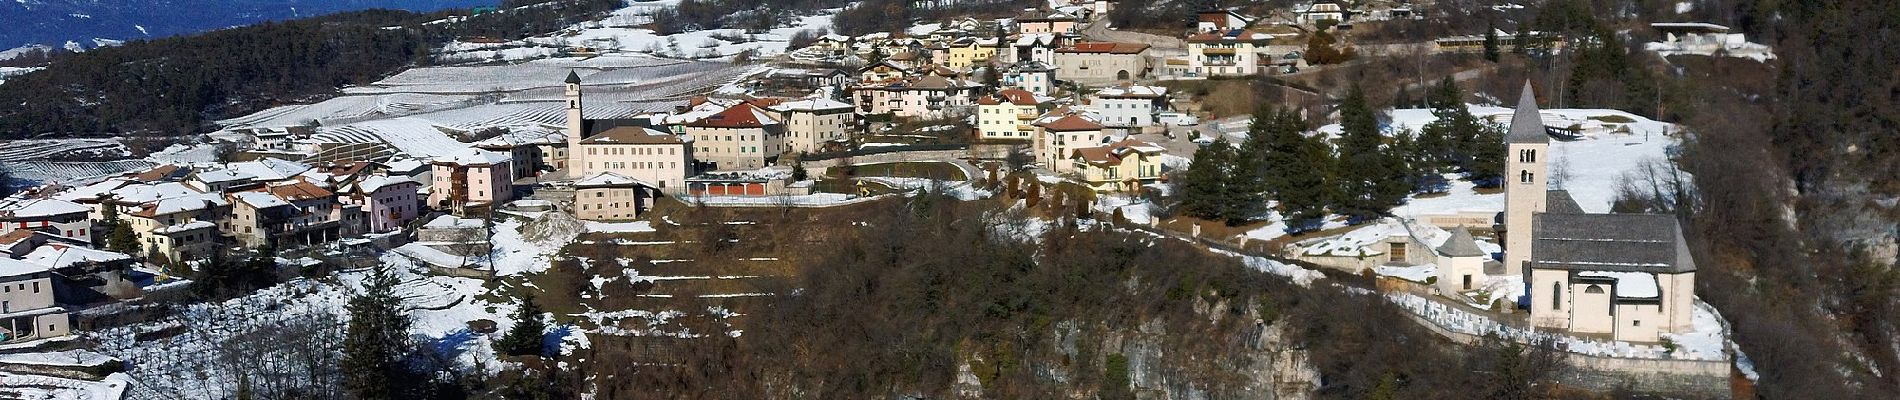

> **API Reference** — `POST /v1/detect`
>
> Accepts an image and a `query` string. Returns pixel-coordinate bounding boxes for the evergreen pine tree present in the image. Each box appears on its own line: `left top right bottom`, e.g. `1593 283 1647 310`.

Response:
106 220 139 256
1469 122 1508 187
342 264 414 400
243 243 278 291
1483 22 1502 62
1223 108 1275 225
1334 85 1410 221
1393 86 1415 109
498 293 549 357
1281 131 1336 234
1514 23 1533 55
1177 139 1232 220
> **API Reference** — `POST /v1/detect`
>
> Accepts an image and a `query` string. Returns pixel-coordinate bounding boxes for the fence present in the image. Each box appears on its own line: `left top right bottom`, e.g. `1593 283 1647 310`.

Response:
800 143 968 161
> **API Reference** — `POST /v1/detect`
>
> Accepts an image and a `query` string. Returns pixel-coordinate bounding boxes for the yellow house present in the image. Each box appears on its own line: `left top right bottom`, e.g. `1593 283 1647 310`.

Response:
974 89 1044 141
1068 139 1168 192
946 38 1000 70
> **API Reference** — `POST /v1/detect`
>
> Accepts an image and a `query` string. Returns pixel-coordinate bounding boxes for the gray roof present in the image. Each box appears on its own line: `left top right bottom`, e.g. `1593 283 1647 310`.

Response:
1437 226 1487 257
1507 80 1549 144
1530 213 1695 273
565 70 582 84
1545 190 1583 214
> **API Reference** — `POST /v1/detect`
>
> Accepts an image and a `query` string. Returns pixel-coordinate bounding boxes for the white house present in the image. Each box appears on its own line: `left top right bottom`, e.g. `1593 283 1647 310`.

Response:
975 89 1046 141
1087 84 1168 128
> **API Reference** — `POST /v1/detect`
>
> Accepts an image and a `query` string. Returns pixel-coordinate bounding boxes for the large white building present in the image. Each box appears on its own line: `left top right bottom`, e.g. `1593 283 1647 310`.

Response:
1031 109 1108 171
974 89 1045 141
768 97 856 154
1087 84 1168 128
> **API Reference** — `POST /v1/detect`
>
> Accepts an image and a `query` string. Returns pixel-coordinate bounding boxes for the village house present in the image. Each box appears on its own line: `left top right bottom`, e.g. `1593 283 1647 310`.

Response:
975 89 1047 141
225 179 355 248
1032 109 1108 171
124 191 229 263
577 126 694 190
1001 60 1057 96
428 149 515 217
768 97 856 154
1067 139 1167 192
1196 9 1252 32
572 172 656 221
336 174 421 234
1296 1 1350 26
473 125 567 178
0 198 93 243
944 37 1002 70
681 102 785 171
1003 34 1060 66
1087 84 1168 128
1186 29 1277 76
1016 9 1080 35
1054 42 1151 84
0 258 72 343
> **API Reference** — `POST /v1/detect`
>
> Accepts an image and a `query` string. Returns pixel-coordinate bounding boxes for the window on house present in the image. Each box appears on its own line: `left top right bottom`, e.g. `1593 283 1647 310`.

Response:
1551 282 1562 309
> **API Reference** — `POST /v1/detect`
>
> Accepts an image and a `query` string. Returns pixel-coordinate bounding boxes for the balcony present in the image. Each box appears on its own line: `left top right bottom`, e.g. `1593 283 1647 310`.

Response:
1016 113 1036 120
1202 48 1237 55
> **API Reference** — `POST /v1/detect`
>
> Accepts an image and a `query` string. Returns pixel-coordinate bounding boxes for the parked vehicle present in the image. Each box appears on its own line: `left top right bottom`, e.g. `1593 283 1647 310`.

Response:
1158 112 1199 126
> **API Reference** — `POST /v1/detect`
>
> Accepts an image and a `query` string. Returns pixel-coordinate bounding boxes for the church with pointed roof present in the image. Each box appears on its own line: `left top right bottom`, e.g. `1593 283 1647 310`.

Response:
1492 81 1698 342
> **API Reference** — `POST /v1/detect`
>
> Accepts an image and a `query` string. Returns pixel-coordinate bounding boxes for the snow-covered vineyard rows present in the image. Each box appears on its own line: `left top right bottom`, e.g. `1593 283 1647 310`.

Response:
0 160 158 186
0 139 130 162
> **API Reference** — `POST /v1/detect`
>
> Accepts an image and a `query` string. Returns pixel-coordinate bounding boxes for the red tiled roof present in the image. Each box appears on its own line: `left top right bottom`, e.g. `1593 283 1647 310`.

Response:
1038 114 1104 131
1057 42 1150 54
687 103 779 129
997 89 1039 106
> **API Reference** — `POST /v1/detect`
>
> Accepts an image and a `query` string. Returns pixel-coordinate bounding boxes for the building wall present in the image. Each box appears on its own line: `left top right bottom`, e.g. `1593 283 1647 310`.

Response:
429 162 515 214
1435 254 1486 295
1569 281 1616 334
1021 20 1075 34
223 203 268 248
0 213 90 243
976 103 1039 140
896 88 977 120
781 109 854 153
1071 152 1163 192
1055 52 1148 84
582 143 692 190
354 182 420 233
1091 96 1161 127
0 276 54 313
1188 42 1260 76
947 45 997 69
1037 129 1103 172
1004 69 1055 96
1659 272 1695 332
685 126 783 171
574 186 646 221
1529 268 1572 329
1613 303 1666 342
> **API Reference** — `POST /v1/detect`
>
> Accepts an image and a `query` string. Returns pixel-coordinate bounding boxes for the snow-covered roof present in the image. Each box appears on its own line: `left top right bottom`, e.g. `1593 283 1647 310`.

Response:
21 244 131 270
223 158 312 181
0 198 90 219
1093 84 1167 98
0 258 49 278
153 220 217 235
192 169 255 184
136 193 228 217
432 148 512 166
423 215 484 229
767 97 853 112
232 191 291 209
112 182 204 204
576 172 650 188
473 125 567 148
52 178 134 202
353 175 417 193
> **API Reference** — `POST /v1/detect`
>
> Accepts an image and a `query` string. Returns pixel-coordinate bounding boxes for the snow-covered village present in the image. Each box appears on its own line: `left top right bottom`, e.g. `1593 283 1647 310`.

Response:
0 0 1895 399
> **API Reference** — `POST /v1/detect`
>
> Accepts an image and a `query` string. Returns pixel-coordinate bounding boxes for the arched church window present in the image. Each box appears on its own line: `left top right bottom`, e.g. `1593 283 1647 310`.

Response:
1585 285 1604 294
1551 282 1562 310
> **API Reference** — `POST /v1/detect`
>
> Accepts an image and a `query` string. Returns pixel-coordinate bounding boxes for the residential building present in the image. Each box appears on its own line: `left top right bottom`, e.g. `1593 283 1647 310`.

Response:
1032 109 1107 171
227 179 352 248
1017 9 1080 35
1067 139 1167 192
945 37 1002 70
892 75 982 120
125 191 228 263
573 172 656 221
1053 42 1151 84
1002 60 1057 96
975 89 1045 141
578 126 693 190
1296 2 1349 26
769 97 857 154
1186 29 1275 76
428 149 515 216
1196 9 1251 32
1004 34 1059 66
0 258 71 343
1087 84 1168 127
473 125 567 178
0 198 92 242
683 102 785 171
337 174 421 233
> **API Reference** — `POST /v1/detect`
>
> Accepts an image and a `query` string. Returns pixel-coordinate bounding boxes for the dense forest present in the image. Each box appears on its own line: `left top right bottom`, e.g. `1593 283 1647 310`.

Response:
0 0 623 139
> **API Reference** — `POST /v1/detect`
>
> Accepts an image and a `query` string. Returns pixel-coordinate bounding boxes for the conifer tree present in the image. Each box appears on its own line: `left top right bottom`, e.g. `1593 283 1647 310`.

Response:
1178 139 1232 220
1483 22 1502 62
1223 107 1275 225
498 293 548 357
343 264 414 400
1334 85 1410 220
1423 77 1479 173
1469 123 1508 187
